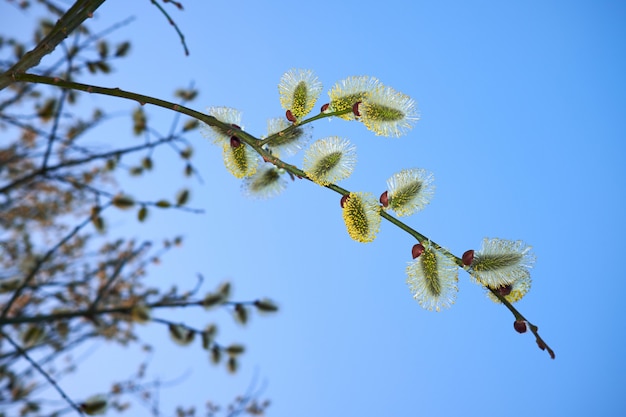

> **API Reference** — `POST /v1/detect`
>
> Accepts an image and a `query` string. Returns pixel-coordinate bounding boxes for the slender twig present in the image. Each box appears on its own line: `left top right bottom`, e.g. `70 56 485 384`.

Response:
0 298 261 326
0 205 109 320
1 330 85 416
149 0 189 56
0 135 181 195
89 242 150 310
226 369 268 417
41 36 77 169
48 174 205 213
42 88 68 169
259 108 351 147
489 288 556 359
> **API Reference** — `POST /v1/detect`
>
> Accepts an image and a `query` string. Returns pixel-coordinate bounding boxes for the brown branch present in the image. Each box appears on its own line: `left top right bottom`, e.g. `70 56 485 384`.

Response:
0 135 180 195
0 298 263 326
1 330 85 416
0 0 107 91
0 205 108 320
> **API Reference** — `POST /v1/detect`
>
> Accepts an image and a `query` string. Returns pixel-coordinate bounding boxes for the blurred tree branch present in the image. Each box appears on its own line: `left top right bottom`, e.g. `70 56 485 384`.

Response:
1 1 275 415
0 0 106 90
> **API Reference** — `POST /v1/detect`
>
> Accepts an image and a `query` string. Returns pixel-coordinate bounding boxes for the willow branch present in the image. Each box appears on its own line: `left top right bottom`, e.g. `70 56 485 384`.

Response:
0 0 107 90
10 72 554 358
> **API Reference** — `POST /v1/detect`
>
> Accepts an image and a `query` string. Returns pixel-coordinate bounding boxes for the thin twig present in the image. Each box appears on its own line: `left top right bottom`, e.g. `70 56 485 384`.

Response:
0 135 181 195
149 0 189 56
0 205 109 320
1 330 85 416
90 242 151 310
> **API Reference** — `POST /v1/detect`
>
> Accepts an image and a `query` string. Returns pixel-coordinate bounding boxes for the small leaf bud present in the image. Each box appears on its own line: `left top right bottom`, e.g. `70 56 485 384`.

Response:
320 103 330 113
137 206 148 222
286 109 296 122
234 304 248 325
254 298 279 313
352 101 362 117
340 194 350 208
81 395 108 415
210 345 222 364
217 281 231 299
168 324 195 346
225 344 245 356
227 356 238 373
112 194 135 209
201 331 212 350
130 304 151 324
202 293 224 309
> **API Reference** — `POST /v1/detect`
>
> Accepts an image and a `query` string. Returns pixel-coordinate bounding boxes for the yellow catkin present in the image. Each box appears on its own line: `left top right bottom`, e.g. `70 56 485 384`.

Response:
342 192 380 243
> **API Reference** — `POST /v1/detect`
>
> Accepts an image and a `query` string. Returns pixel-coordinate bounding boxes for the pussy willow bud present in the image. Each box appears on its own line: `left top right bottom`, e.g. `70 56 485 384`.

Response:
412 243 425 259
514 320 527 334
462 249 474 266
498 284 513 296
379 190 389 207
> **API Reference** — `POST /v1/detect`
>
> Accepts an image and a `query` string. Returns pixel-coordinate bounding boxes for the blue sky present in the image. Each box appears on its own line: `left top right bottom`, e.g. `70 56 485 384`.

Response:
3 0 626 416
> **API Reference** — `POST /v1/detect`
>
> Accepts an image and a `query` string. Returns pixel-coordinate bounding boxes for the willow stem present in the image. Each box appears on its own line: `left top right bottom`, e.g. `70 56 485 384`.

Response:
259 108 353 147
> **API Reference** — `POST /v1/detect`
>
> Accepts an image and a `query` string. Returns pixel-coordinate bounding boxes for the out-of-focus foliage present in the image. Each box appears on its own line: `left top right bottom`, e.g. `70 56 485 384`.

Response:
0 1 274 416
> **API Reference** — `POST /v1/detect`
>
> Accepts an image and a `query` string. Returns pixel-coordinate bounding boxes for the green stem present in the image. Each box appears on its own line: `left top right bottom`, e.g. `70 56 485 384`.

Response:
149 0 189 56
259 108 353 147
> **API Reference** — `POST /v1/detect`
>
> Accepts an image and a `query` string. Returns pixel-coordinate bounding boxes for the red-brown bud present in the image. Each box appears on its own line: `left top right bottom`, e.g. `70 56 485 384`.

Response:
514 320 527 334
498 284 513 296
411 243 425 259
352 101 362 117
230 136 241 147
461 249 474 266
379 191 389 207
320 103 330 112
286 109 296 123
340 194 349 208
